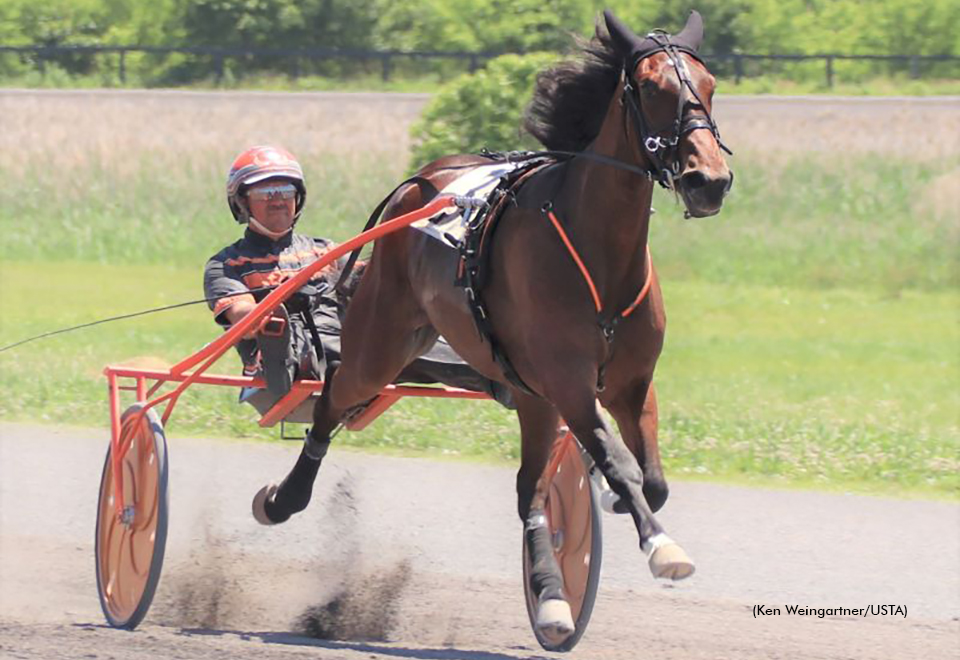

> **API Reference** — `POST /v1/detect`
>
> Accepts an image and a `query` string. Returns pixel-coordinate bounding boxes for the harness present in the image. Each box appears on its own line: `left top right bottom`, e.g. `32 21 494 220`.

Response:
618 32 732 192
456 153 557 395
540 201 653 343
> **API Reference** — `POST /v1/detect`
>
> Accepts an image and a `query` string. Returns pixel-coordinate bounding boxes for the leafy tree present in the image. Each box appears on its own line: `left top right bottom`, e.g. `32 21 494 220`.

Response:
598 0 755 53
371 0 478 52
4 0 110 74
178 0 376 49
373 0 590 53
6 0 108 46
469 0 593 53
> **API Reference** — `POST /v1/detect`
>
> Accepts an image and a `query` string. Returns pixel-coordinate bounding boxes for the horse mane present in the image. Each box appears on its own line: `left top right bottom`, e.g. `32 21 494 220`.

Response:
523 23 623 152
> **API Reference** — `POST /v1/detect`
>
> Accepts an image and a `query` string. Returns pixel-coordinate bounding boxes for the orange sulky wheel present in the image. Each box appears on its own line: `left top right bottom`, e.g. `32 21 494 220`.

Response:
522 431 603 652
95 403 169 629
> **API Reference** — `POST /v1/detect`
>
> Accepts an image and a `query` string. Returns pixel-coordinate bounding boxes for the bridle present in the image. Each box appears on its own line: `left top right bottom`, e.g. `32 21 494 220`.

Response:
620 32 733 191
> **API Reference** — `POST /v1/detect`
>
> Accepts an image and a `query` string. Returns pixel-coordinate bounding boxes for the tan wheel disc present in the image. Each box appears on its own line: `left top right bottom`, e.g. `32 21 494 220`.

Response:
545 437 594 621
95 404 168 628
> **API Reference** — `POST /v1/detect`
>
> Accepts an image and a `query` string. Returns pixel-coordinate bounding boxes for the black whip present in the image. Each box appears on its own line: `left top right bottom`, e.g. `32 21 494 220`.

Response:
0 286 277 354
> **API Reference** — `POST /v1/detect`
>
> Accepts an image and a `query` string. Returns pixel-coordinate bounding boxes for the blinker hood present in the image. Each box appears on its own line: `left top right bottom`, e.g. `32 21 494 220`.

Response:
603 10 705 71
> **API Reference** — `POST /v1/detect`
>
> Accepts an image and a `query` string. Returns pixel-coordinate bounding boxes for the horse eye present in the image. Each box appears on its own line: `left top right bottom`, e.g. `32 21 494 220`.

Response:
640 80 659 95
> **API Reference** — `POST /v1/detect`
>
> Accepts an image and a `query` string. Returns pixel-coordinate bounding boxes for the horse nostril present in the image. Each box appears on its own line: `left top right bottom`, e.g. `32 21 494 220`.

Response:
681 170 708 190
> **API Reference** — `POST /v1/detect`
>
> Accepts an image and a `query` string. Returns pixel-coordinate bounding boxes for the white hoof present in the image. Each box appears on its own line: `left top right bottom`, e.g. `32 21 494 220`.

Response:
645 534 695 581
536 598 575 638
252 483 279 526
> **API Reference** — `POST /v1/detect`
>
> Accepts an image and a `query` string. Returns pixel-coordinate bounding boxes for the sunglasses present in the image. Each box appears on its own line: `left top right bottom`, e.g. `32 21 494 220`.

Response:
247 183 298 202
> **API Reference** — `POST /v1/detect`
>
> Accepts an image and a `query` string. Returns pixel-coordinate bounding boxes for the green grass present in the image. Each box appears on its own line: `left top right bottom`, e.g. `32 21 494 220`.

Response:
0 262 956 498
649 158 957 292
4 156 955 293
0 154 405 267
656 284 958 495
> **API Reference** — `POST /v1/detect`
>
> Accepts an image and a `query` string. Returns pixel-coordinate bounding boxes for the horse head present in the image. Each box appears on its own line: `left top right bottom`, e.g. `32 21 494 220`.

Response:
605 10 733 218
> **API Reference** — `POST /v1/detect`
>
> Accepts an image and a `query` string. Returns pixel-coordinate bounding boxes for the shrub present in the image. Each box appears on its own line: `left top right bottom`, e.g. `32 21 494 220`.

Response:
408 52 559 170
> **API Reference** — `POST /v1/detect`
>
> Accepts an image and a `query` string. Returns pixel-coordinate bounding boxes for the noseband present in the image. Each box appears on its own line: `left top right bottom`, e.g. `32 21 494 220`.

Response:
620 32 732 191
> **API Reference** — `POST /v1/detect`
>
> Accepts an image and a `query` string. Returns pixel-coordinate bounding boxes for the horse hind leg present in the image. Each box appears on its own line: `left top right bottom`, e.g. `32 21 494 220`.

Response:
254 235 435 525
556 389 694 581
515 393 576 638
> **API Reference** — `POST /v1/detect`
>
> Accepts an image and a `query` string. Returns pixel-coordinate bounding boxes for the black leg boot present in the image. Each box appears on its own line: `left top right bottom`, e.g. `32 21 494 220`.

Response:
254 429 330 525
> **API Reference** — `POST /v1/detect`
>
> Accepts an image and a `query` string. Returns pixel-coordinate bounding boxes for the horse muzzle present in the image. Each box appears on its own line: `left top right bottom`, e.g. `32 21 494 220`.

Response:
678 169 733 218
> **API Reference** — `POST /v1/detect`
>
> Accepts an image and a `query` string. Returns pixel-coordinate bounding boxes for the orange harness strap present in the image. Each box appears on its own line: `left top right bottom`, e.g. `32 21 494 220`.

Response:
546 210 653 323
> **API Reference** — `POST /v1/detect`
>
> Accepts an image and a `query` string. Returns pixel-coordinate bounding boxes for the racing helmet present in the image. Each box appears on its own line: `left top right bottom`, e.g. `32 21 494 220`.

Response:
226 145 307 224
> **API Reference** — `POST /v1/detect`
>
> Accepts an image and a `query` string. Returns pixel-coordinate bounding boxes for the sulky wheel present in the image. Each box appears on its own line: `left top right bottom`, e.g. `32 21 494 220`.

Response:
522 431 603 652
95 403 169 629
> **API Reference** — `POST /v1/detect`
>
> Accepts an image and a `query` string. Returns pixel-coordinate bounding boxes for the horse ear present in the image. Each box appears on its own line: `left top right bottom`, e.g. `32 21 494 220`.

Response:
603 10 644 60
674 10 704 51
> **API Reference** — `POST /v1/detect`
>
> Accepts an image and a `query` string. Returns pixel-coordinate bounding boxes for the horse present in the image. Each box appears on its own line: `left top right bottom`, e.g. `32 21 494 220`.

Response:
254 9 732 638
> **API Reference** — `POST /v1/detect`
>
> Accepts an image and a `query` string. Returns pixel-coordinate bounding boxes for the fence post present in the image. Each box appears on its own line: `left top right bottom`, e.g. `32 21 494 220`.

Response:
381 53 392 82
469 54 479 73
909 55 919 79
214 53 224 85
825 55 834 88
119 49 126 84
734 53 743 85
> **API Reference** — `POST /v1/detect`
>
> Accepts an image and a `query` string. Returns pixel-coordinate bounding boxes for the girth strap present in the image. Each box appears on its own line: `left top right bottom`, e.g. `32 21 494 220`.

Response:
458 160 555 397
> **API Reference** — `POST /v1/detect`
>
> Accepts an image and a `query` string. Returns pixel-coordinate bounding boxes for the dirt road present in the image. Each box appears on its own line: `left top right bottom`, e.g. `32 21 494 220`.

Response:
1 422 957 659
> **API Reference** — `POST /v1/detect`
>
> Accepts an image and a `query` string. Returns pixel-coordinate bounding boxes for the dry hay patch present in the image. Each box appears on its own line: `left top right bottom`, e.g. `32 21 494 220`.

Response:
0 91 424 185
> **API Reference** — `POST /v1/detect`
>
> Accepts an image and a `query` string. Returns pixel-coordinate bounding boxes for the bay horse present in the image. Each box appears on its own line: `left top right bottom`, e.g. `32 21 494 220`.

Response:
255 10 732 637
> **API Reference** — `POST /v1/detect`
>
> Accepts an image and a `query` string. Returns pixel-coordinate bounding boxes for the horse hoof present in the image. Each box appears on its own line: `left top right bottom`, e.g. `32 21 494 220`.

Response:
536 598 575 638
252 483 279 526
648 542 696 581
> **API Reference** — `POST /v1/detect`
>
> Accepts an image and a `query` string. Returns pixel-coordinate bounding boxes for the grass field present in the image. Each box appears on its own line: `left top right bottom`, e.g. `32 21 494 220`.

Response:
0 91 957 498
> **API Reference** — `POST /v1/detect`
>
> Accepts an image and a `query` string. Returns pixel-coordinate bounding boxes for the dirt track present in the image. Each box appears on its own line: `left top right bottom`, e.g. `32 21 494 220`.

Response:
1 422 957 660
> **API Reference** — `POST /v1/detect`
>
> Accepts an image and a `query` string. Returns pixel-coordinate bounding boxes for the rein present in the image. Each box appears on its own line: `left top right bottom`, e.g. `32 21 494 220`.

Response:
0 286 279 354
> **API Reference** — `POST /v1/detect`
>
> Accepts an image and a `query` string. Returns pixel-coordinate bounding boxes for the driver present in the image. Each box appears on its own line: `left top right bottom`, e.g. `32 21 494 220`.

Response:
203 145 513 407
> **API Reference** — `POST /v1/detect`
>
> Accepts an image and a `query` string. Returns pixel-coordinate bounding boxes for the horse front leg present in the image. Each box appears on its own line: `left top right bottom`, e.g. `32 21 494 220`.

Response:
514 393 576 637
556 391 694 581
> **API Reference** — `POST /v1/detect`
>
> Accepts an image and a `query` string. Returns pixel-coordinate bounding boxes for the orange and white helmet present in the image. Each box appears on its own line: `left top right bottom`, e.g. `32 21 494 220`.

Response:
226 145 307 224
